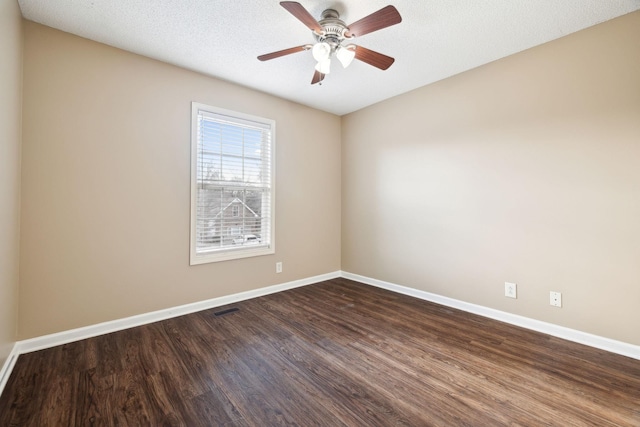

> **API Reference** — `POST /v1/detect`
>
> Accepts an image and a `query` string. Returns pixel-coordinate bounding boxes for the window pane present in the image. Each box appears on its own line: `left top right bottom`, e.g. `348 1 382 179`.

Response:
191 103 275 264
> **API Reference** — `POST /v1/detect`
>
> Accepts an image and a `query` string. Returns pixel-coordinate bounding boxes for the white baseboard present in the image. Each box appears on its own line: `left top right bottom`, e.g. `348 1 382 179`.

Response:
0 343 19 397
341 271 640 361
16 271 341 355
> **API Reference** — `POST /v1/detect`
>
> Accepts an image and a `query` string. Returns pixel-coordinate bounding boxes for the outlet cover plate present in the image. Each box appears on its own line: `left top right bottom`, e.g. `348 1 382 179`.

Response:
550 291 562 307
505 282 517 299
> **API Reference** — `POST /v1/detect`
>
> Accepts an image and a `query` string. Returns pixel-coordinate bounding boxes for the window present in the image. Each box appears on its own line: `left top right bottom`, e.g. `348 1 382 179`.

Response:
190 102 275 265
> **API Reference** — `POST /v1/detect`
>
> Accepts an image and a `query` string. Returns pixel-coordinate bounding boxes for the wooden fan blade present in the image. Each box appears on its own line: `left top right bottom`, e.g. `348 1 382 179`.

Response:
345 5 402 38
311 70 325 85
258 45 309 61
354 45 395 70
280 1 323 33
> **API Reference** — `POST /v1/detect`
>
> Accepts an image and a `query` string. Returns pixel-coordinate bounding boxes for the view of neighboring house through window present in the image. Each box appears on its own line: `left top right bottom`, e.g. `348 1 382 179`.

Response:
190 102 275 264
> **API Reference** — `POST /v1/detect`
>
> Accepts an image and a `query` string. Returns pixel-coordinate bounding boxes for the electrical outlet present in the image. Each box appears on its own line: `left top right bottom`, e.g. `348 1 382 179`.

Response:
276 262 282 273
505 282 517 299
550 291 562 307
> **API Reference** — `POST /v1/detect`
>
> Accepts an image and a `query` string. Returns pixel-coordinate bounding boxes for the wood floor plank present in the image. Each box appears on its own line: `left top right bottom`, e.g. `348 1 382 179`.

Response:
1 278 639 426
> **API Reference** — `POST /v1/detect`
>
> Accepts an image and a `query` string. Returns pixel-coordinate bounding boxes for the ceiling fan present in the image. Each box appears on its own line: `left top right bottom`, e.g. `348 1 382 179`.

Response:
258 2 402 85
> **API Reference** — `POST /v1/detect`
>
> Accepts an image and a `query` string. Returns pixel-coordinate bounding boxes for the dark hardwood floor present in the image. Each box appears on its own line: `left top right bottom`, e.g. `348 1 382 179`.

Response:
1 278 639 426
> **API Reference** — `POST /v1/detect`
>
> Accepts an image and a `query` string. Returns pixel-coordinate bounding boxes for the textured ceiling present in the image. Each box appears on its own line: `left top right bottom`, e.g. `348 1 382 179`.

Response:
17 0 640 115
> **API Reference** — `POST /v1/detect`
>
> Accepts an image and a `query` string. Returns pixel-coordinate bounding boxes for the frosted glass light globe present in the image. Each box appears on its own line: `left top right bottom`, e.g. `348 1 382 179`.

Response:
312 42 331 62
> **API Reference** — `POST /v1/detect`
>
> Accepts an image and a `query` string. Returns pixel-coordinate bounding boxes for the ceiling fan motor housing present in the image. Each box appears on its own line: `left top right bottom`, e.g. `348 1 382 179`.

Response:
315 9 352 50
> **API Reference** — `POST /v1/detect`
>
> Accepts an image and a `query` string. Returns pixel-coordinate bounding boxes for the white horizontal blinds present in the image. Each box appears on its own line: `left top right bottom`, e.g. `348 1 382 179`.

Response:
195 108 272 254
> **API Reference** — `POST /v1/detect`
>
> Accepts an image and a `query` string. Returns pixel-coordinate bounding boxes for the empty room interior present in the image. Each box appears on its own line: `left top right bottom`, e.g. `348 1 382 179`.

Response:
1 0 640 425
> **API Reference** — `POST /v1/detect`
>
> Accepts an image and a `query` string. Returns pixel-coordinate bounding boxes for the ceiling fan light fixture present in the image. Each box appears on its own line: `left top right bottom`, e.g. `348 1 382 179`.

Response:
336 45 356 68
258 3 402 85
312 42 331 62
315 58 331 74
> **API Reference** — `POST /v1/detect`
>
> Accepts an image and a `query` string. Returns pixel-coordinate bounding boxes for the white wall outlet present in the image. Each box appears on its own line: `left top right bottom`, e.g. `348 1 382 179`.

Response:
550 291 562 307
276 262 283 273
505 282 517 299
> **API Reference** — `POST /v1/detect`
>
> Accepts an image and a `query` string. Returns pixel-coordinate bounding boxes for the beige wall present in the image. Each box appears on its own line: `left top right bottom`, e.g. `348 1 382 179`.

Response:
0 0 22 365
19 22 341 339
342 12 640 345
14 11 640 347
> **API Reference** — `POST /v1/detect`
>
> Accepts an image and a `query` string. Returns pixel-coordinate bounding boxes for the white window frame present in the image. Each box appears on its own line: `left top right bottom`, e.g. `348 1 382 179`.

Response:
190 102 275 265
